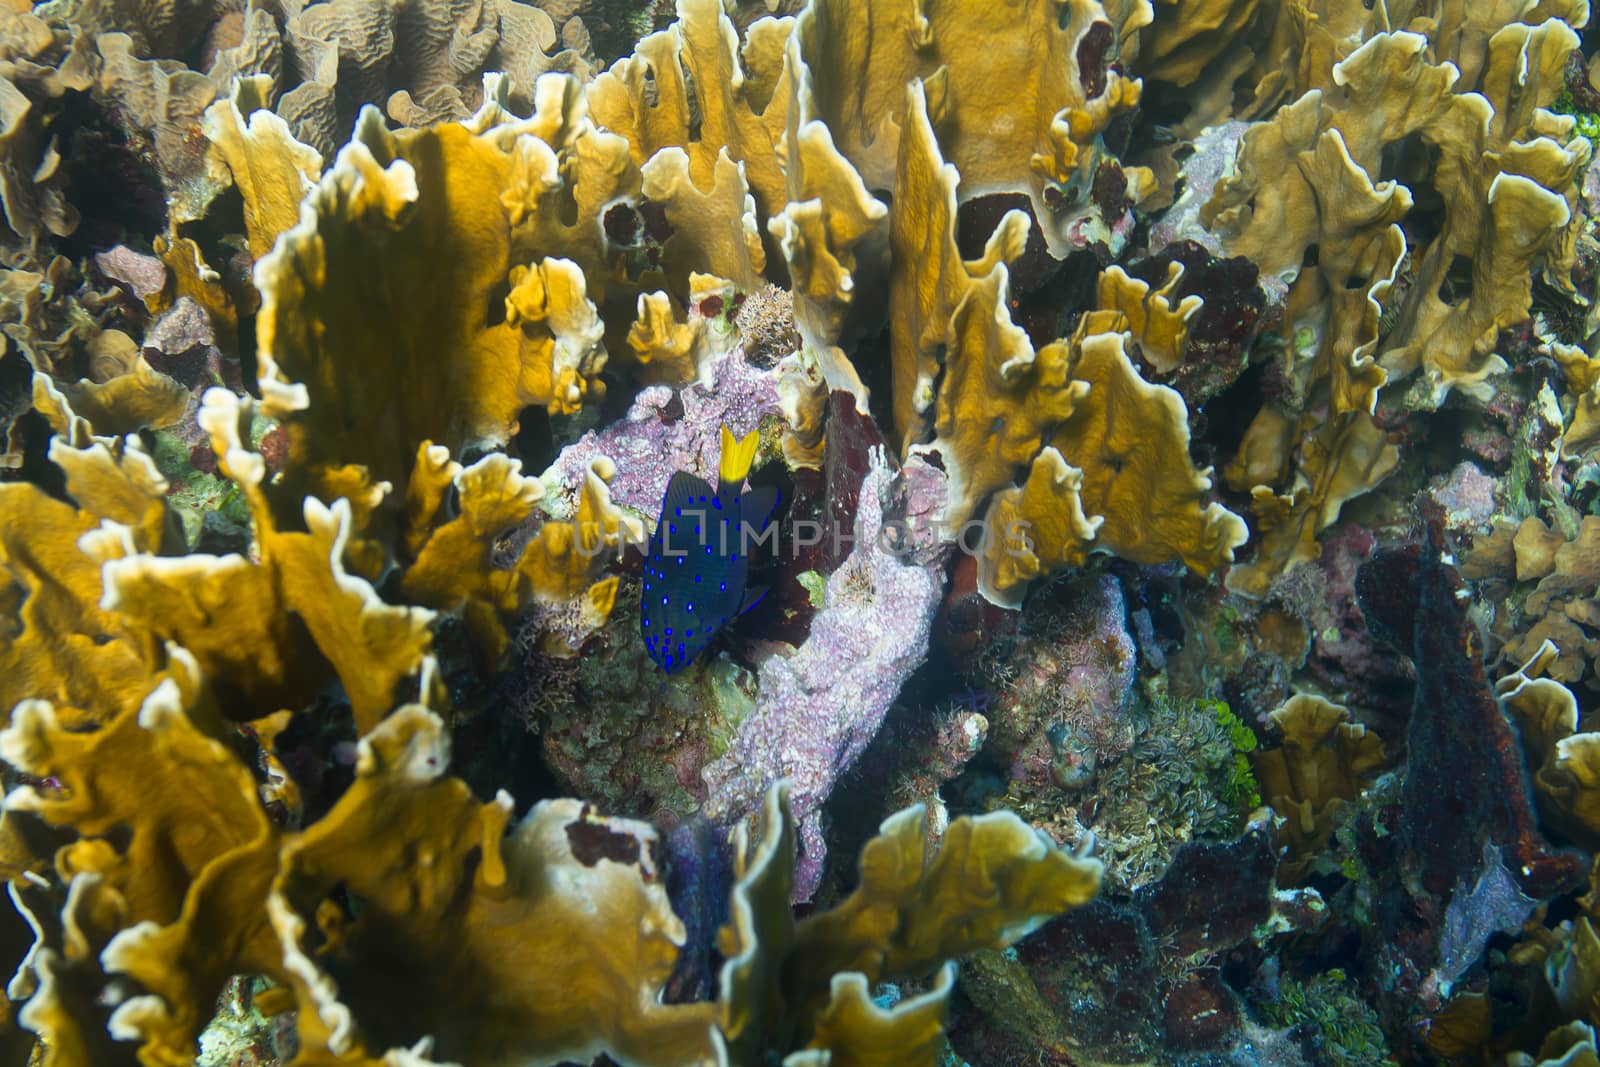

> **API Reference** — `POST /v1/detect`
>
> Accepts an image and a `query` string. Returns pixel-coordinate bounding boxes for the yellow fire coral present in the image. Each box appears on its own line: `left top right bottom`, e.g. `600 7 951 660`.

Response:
888 79 1032 451
922 270 1084 529
504 256 609 415
589 0 788 223
202 74 323 262
766 20 887 404
892 75 1077 515
9 355 628 737
790 0 1147 256
267 704 720 1067
1380 19 1590 403
627 277 723 386
253 91 616 515
0 396 169 723
399 448 547 661
56 352 190 435
1500 641 1600 849
976 326 1246 606
10 872 138 1066
1 649 281 1066
0 10 94 245
1485 516 1600 686
1091 263 1203 375
1251 693 1384 880
771 0 1155 414
1553 342 1600 459
1193 9 1588 598
400 443 639 662
520 455 639 606
0 683 1101 1067
1048 330 1247 571
1132 0 1261 91
1224 411 1399 599
101 390 437 735
587 0 782 295
94 33 225 226
718 782 1102 1064
977 448 1102 608
1207 16 1590 405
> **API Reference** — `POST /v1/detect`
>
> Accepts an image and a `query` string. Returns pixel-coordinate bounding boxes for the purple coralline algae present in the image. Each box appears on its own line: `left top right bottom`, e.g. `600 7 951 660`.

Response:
1427 461 1500 536
1148 121 1247 259
541 344 785 516
703 448 949 899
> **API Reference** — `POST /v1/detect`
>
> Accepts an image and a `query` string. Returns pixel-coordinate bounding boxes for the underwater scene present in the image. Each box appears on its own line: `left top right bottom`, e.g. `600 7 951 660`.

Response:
2 0 1600 1064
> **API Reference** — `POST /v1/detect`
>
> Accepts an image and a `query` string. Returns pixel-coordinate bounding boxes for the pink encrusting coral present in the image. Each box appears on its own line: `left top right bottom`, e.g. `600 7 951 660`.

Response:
540 344 786 516
703 449 949 899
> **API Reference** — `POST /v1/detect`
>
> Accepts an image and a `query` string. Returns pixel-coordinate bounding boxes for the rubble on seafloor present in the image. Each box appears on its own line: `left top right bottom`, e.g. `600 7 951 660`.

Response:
0 0 1597 1064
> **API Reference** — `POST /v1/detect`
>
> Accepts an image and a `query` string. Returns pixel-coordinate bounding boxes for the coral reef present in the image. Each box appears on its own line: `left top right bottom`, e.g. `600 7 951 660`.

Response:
0 0 1598 1062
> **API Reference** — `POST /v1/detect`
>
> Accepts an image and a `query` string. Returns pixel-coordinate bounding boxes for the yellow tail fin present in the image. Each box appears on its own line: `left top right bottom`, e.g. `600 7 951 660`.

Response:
719 425 760 487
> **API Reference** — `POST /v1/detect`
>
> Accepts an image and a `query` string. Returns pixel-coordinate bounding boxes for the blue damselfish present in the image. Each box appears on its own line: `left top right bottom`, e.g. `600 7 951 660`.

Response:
641 426 779 674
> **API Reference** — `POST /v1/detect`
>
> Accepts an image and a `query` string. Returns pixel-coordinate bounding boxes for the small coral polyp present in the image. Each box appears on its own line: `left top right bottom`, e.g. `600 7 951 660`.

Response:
0 0 1597 1062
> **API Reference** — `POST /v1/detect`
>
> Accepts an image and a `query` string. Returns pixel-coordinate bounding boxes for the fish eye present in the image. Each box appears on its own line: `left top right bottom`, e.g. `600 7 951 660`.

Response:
718 582 727 591
677 557 684 566
665 627 673 636
686 603 695 613
661 596 668 605
694 575 702 583
705 545 713 554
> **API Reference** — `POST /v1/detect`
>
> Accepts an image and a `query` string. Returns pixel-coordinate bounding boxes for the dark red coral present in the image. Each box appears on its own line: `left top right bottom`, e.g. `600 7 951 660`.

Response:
931 552 1021 671
1137 819 1280 957
1355 520 1580 902
951 817 1307 1063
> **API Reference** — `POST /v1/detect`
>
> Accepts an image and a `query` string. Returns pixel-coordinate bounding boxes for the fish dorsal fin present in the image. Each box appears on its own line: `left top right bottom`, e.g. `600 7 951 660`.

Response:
658 470 719 553
719 425 760 490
